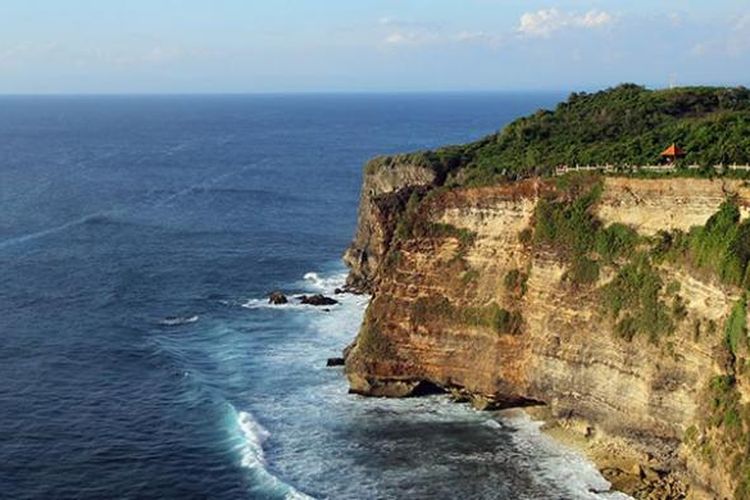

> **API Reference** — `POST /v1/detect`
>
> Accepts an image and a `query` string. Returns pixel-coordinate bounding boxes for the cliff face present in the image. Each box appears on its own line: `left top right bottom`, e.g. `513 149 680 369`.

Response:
344 166 750 498
343 154 439 291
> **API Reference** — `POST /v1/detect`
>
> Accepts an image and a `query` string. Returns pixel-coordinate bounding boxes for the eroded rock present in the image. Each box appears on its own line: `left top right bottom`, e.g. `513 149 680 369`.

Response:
299 294 338 306
268 291 288 304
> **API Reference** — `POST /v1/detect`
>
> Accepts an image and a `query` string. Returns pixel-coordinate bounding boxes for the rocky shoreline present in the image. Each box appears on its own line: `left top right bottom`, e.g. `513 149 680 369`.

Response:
339 152 750 498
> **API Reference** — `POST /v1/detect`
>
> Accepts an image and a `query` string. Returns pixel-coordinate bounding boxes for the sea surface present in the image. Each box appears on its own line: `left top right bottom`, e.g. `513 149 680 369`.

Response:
0 94 627 499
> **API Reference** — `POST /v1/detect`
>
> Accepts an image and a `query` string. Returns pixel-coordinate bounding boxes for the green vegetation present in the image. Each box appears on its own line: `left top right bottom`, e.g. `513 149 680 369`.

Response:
532 177 602 256
601 254 673 342
654 199 750 288
725 295 748 355
595 223 640 262
357 317 399 360
696 373 750 499
531 179 608 287
565 256 600 286
463 303 523 335
504 268 528 297
707 375 741 431
687 200 750 286
392 189 476 261
394 190 424 242
461 269 480 285
463 85 750 185
411 296 523 336
372 85 750 188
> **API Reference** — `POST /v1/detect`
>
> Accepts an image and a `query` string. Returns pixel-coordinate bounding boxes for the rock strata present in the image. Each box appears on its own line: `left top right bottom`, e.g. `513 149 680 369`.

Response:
343 169 750 499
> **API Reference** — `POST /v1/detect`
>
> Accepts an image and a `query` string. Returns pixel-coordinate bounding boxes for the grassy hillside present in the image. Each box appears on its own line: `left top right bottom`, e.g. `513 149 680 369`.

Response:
400 84 750 187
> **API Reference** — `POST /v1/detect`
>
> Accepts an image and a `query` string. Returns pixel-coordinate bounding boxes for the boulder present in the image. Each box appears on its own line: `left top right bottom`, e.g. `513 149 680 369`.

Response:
299 294 338 306
326 357 345 367
268 291 288 305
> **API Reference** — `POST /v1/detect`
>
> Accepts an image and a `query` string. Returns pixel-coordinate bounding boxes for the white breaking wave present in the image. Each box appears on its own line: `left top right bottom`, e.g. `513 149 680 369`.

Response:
237 269 627 499
159 315 199 326
241 298 339 311
230 406 314 500
504 411 632 499
236 410 271 469
241 269 355 312
302 271 348 293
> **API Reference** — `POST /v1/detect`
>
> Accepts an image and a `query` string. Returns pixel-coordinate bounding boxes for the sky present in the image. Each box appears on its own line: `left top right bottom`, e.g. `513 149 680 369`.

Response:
0 0 748 94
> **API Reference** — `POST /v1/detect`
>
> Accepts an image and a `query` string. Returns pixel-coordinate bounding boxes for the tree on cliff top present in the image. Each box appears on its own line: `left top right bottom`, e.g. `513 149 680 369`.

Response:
403 84 750 187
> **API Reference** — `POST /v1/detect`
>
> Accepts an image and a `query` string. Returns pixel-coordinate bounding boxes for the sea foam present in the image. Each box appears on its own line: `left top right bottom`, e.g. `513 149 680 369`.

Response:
229 405 314 500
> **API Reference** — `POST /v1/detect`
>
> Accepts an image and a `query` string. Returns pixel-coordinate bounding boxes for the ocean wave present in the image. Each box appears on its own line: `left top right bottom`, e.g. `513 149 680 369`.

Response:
241 298 339 312
158 315 199 326
302 271 348 293
503 412 631 499
229 406 314 500
241 269 356 312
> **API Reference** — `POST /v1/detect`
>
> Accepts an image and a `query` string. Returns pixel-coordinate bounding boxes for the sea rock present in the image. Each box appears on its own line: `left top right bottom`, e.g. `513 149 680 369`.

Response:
268 291 288 305
326 357 345 367
299 294 338 306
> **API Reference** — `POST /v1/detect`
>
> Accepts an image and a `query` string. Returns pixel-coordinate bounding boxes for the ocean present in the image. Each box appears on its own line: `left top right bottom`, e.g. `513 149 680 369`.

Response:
0 93 627 499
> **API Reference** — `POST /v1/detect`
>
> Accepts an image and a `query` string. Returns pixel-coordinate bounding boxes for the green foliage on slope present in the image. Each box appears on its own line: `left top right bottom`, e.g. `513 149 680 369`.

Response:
654 199 750 288
466 85 750 182
601 254 673 343
725 296 748 355
375 84 750 187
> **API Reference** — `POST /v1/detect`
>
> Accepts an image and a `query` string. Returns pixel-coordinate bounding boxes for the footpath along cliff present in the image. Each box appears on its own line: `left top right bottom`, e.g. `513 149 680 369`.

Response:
342 85 750 499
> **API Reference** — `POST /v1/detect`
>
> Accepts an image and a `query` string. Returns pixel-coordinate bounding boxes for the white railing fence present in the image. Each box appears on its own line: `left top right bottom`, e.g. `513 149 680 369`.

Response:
554 164 750 176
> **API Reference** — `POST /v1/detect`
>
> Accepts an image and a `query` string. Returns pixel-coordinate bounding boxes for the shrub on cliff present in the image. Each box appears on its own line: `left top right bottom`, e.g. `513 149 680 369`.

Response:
601 254 673 343
532 178 602 257
595 223 639 262
411 296 523 336
725 295 748 355
658 199 750 288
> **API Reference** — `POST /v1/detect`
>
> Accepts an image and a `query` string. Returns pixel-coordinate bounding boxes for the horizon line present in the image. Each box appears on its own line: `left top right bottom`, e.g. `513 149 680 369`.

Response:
0 82 746 98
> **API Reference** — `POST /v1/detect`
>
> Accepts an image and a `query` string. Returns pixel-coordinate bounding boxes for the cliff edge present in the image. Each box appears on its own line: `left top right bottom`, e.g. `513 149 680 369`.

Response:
342 86 750 499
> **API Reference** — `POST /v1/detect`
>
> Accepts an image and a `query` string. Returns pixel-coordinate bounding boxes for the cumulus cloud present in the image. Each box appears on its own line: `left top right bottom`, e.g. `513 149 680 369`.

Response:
518 8 614 38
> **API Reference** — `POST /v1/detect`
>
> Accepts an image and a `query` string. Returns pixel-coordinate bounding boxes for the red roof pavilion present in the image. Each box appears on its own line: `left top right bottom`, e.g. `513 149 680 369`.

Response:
660 143 686 162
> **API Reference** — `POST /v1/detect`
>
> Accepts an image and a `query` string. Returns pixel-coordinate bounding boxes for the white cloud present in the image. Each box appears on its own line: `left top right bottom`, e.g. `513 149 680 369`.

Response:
518 8 614 38
383 31 436 46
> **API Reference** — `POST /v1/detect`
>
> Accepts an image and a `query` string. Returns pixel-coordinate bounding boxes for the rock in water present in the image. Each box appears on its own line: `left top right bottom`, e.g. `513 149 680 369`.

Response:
268 291 288 304
299 294 338 306
326 357 345 367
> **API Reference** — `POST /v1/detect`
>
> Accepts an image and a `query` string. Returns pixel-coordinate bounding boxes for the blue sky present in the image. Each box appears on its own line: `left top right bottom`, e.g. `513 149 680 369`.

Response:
0 0 748 93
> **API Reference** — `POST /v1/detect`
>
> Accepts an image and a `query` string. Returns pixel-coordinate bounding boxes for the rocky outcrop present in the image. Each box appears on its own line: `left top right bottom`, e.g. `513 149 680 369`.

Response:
344 172 750 499
299 294 338 306
343 154 440 292
268 291 288 304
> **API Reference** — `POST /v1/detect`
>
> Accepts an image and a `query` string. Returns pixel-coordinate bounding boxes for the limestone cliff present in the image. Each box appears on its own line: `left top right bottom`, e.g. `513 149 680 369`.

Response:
343 154 441 291
343 165 750 499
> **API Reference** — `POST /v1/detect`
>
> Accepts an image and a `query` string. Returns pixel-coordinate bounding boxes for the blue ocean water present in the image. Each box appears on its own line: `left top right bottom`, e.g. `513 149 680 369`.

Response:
0 94 625 499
